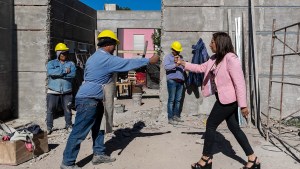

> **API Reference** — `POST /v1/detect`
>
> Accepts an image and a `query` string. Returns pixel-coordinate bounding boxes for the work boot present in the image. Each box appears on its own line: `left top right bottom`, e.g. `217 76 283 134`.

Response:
92 154 116 165
60 163 81 169
168 119 178 125
173 116 184 122
66 125 73 133
47 128 52 135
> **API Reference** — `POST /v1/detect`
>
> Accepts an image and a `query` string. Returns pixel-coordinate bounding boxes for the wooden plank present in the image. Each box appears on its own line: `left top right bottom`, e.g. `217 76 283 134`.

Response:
118 50 156 54
0 140 33 165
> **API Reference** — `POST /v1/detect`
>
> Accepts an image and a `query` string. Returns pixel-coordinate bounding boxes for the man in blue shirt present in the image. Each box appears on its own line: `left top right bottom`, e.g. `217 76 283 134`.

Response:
46 43 76 135
164 41 185 125
60 30 159 169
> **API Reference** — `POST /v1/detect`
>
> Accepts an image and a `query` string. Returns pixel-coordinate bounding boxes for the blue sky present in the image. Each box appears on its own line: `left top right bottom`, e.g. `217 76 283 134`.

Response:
80 0 161 10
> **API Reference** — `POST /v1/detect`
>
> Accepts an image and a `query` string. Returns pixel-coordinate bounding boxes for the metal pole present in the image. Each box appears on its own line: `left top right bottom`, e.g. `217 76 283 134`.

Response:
279 28 287 137
297 24 300 52
266 19 276 141
250 0 260 128
235 17 244 126
228 9 232 38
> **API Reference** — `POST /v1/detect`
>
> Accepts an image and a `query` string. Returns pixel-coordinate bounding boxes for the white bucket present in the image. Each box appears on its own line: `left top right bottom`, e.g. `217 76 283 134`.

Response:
132 93 142 106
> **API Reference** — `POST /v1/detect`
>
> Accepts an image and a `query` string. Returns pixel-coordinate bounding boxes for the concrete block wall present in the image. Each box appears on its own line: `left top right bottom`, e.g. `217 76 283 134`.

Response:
13 0 49 119
49 0 97 56
97 11 161 31
161 0 300 118
0 0 13 120
13 0 96 119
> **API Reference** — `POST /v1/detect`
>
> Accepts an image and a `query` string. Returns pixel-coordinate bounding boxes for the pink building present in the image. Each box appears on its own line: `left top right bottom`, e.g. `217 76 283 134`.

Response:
118 29 155 59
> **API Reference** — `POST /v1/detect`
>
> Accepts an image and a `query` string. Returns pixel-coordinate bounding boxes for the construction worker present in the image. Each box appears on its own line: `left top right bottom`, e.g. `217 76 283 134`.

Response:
164 41 185 125
60 30 159 169
46 43 76 135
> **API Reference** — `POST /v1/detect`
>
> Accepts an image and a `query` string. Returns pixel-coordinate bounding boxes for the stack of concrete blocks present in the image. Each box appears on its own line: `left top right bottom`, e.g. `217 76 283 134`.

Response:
0 0 13 120
13 0 96 120
160 0 300 118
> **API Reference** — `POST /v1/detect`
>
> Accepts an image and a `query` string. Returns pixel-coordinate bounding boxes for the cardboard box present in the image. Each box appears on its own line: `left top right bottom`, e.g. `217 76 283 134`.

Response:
0 131 49 165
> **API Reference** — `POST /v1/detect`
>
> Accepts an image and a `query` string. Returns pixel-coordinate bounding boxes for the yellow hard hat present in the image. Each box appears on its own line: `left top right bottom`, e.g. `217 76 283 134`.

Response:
55 43 69 52
171 41 182 52
97 30 120 44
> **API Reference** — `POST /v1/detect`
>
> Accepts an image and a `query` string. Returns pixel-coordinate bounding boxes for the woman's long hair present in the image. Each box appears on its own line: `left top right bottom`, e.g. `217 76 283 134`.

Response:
213 32 235 65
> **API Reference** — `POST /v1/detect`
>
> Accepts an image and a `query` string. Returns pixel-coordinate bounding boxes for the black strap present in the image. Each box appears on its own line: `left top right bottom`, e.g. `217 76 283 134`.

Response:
248 157 257 164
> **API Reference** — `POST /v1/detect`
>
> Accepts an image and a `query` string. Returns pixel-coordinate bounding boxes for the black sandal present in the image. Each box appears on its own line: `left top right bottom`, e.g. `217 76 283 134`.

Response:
191 156 212 169
242 157 260 169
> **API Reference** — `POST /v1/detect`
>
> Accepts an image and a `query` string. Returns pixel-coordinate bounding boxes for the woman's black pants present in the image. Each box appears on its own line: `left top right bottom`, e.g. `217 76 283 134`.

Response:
202 97 254 156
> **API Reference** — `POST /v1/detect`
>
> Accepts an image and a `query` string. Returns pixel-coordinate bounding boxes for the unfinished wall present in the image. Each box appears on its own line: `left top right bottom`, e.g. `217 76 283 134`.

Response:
97 11 161 32
0 0 13 120
161 0 300 119
49 0 96 56
14 0 96 119
13 0 48 119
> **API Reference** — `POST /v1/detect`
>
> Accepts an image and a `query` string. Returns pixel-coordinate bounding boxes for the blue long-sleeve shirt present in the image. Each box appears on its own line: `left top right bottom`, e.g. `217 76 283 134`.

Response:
47 59 76 93
76 49 149 99
163 53 184 80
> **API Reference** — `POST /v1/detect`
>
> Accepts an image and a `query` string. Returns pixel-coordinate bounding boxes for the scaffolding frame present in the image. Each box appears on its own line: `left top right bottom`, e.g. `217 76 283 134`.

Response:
264 19 300 154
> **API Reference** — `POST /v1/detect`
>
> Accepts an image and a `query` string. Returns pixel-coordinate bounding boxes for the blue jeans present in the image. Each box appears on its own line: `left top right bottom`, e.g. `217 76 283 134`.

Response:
167 79 184 120
94 130 105 155
46 93 72 130
62 98 105 166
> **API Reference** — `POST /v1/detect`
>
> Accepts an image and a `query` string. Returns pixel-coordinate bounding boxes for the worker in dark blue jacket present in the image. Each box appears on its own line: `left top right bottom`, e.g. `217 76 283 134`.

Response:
60 30 159 169
46 43 76 135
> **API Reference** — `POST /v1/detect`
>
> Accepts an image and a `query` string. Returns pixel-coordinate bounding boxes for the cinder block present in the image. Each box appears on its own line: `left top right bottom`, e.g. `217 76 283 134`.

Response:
97 11 161 20
0 0 13 28
163 0 300 7
16 31 48 72
14 0 48 5
98 20 161 29
14 6 48 30
163 7 227 31
17 72 47 118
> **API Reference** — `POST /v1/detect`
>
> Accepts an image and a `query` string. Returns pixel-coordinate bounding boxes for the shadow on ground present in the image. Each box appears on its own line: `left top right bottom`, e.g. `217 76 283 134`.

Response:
48 143 59 150
182 131 246 165
77 121 171 167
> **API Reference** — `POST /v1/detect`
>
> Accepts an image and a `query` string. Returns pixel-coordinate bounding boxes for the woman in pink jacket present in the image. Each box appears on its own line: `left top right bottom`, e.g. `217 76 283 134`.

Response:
177 32 260 169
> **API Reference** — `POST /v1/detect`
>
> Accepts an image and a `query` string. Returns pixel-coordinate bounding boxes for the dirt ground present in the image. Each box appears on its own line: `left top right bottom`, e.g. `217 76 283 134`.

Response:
1 97 300 169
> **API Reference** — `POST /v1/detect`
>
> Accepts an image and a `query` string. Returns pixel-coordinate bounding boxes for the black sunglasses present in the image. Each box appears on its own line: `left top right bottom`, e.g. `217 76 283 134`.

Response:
61 51 69 55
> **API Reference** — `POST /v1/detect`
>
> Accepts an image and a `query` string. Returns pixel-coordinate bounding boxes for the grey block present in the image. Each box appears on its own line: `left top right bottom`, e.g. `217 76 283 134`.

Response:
97 11 161 20
163 0 248 7
50 0 96 17
16 31 48 71
254 7 300 31
257 0 300 6
51 20 95 44
51 0 96 31
0 29 12 72
163 0 300 6
0 72 12 112
163 7 227 31
97 20 161 30
14 0 48 5
15 6 48 29
0 0 12 3
97 11 161 30
0 0 13 29
17 72 47 118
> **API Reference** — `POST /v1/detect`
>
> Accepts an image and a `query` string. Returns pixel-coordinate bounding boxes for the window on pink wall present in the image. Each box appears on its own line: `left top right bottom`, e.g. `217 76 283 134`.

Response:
133 34 145 56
